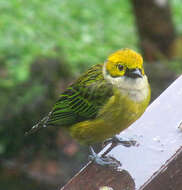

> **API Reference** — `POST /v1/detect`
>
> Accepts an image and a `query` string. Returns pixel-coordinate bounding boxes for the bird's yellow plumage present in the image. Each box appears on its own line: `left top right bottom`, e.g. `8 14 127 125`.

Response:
71 88 150 145
106 49 144 77
27 48 151 147
108 49 143 68
70 50 150 144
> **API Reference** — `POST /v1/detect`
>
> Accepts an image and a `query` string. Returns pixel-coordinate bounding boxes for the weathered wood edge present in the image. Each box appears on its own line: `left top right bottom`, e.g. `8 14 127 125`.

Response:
140 146 182 190
60 161 135 190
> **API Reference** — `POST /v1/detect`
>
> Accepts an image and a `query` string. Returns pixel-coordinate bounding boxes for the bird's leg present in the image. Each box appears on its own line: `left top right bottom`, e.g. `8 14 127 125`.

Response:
103 135 138 148
88 146 120 167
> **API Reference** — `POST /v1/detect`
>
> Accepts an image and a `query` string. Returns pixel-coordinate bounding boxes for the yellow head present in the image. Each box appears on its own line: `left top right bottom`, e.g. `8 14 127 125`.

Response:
103 49 149 101
105 48 144 78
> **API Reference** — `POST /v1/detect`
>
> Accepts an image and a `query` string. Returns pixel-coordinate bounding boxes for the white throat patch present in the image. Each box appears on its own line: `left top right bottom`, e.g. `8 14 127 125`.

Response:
103 63 149 102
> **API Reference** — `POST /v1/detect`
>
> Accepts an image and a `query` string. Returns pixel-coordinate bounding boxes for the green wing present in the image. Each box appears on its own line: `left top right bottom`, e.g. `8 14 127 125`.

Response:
47 64 113 127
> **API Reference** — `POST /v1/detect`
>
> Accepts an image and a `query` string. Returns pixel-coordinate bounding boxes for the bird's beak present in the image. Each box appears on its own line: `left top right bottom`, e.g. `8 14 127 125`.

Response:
125 68 143 79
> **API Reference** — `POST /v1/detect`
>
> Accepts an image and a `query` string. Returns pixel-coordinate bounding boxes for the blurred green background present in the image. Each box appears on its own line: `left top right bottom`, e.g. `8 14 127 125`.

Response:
0 0 182 189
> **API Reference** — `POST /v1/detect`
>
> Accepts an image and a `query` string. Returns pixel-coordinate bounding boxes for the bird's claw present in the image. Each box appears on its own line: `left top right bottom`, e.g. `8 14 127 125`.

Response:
103 136 139 148
89 146 121 168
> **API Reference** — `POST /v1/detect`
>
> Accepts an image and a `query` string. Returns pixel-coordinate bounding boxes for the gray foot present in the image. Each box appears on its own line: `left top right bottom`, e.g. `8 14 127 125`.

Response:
103 135 138 148
88 146 121 167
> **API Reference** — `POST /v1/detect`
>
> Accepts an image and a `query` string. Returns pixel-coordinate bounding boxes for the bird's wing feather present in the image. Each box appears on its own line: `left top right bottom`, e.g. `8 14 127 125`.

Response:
46 64 113 127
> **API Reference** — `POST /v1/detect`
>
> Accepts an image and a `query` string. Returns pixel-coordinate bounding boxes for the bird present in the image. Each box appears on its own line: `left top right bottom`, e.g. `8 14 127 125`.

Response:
26 48 151 165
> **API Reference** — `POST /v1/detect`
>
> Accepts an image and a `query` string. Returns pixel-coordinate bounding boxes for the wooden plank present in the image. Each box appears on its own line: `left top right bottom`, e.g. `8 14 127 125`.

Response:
141 147 182 190
61 75 182 190
61 163 135 190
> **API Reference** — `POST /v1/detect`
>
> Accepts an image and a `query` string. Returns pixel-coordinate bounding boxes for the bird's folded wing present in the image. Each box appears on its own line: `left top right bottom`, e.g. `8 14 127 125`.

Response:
47 64 113 127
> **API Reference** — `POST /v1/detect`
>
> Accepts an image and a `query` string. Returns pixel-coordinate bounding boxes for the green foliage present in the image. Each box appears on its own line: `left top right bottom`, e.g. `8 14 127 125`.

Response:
0 0 182 86
166 59 182 74
0 0 137 85
171 0 182 35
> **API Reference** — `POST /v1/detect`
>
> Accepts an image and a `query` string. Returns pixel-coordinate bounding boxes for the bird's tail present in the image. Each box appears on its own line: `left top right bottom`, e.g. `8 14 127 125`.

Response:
25 112 52 136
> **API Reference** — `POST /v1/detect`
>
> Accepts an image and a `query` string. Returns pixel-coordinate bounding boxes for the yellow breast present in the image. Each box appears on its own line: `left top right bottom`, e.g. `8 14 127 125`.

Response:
70 87 150 145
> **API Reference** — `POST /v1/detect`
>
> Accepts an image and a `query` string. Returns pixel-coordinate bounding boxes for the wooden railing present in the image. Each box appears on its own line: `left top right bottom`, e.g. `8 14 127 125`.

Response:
61 75 182 190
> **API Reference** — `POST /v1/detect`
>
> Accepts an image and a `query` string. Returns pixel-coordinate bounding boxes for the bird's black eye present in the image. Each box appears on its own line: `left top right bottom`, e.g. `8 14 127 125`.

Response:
118 64 124 71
